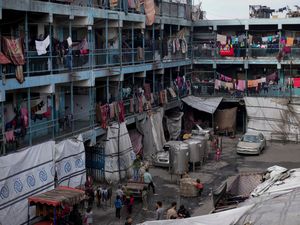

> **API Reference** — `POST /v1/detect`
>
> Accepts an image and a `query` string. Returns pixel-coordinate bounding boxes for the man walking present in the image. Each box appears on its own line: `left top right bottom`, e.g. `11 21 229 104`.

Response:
143 168 157 195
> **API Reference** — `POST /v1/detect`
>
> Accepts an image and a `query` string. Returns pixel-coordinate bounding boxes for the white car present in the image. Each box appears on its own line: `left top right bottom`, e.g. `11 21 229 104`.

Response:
237 133 266 155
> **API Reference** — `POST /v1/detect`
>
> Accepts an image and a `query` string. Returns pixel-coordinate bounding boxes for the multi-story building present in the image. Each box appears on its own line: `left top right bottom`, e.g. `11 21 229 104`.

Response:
0 0 195 155
192 17 300 137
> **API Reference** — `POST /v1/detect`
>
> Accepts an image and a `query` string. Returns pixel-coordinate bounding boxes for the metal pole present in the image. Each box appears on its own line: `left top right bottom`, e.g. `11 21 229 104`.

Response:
27 88 32 146
49 22 53 74
25 12 30 77
152 24 155 61
1 102 5 155
106 76 109 103
131 22 134 64
105 18 108 65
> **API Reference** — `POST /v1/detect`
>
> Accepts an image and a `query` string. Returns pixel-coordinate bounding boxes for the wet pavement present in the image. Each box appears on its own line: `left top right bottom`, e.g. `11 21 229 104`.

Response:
91 136 300 225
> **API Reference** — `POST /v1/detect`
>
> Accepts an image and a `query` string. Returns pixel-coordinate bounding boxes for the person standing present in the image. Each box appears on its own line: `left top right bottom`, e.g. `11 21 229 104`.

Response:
142 186 148 210
155 201 164 220
143 168 156 195
83 207 93 225
115 195 123 219
127 195 134 215
194 179 204 196
132 155 142 181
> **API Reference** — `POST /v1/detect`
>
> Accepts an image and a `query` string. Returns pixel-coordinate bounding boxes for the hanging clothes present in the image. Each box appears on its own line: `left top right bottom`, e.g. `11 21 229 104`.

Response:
214 79 221 90
5 130 15 142
0 52 11 64
225 82 234 90
143 83 151 101
294 78 300 88
286 37 294 47
20 107 29 128
176 76 183 89
137 47 144 61
168 87 177 98
217 34 227 45
67 37 72 47
35 35 50 56
109 103 115 119
129 98 134 113
236 80 246 91
138 95 143 113
181 38 187 54
220 74 232 82
175 38 180 52
78 38 89 55
2 37 25 84
100 104 109 129
118 101 125 123
144 0 155 26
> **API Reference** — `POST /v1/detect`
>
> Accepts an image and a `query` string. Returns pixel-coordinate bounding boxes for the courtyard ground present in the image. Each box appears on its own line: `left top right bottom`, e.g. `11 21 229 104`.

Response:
91 136 300 225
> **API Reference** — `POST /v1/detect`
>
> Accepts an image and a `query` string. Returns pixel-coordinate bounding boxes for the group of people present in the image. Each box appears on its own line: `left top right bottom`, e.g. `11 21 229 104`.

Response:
156 201 191 220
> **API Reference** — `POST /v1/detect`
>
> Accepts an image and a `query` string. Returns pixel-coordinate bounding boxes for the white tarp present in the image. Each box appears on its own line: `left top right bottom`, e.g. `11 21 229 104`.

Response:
105 122 135 183
137 108 166 159
166 112 184 140
244 97 300 141
182 96 223 114
0 141 55 225
55 135 86 188
139 205 254 225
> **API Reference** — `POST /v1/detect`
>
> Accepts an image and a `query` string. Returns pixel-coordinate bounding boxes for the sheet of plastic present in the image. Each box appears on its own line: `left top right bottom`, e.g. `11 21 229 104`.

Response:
244 97 300 141
55 135 86 188
0 141 55 225
104 122 135 183
182 96 223 114
166 112 183 140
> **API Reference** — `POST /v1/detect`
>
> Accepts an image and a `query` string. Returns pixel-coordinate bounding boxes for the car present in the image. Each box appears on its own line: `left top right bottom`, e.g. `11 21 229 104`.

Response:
152 151 170 167
236 132 266 155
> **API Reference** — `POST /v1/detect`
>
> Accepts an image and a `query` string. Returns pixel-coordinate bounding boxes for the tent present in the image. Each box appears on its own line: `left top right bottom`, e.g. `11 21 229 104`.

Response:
182 96 223 114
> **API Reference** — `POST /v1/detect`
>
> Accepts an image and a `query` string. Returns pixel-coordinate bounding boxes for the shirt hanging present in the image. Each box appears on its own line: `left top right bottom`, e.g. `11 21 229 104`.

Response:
35 35 50 56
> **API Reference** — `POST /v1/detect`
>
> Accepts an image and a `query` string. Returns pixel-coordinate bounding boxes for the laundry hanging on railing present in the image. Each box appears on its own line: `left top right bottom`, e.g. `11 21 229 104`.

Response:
144 0 155 26
35 35 50 56
2 37 25 84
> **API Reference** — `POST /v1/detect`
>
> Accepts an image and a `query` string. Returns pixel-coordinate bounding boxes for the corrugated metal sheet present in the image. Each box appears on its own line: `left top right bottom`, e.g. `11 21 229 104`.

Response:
182 96 223 114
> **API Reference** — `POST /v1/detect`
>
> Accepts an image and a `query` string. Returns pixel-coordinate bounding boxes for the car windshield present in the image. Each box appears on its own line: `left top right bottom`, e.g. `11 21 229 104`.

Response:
241 135 260 143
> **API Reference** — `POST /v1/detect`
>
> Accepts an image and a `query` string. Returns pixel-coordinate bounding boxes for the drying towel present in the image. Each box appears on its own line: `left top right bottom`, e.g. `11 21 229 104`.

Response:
214 79 221 90
225 82 234 90
220 74 232 82
217 34 227 45
35 35 50 56
286 37 294 47
294 78 300 88
144 0 155 26
168 87 177 98
236 80 246 91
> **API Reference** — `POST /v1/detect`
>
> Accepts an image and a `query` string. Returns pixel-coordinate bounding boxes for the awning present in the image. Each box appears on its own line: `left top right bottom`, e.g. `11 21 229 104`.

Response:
182 96 223 114
28 186 85 207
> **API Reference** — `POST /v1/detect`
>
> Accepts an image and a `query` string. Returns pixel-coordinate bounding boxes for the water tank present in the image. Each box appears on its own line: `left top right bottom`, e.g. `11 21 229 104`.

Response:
184 139 202 163
167 141 189 175
191 135 208 160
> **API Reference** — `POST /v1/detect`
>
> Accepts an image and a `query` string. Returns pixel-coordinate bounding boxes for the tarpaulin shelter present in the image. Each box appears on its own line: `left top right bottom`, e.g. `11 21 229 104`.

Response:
244 97 300 141
215 107 237 134
165 112 184 140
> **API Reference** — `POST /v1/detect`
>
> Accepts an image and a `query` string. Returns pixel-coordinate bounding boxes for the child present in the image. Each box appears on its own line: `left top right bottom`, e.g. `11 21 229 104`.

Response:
127 195 134 215
142 186 148 210
215 147 221 161
194 179 204 197
83 207 93 225
114 195 122 219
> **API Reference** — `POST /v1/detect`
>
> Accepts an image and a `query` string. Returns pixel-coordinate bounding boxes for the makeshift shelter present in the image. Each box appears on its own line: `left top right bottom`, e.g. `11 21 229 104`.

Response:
104 122 135 183
139 166 300 225
182 96 223 129
215 107 237 134
137 108 166 159
28 186 85 225
244 97 300 141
